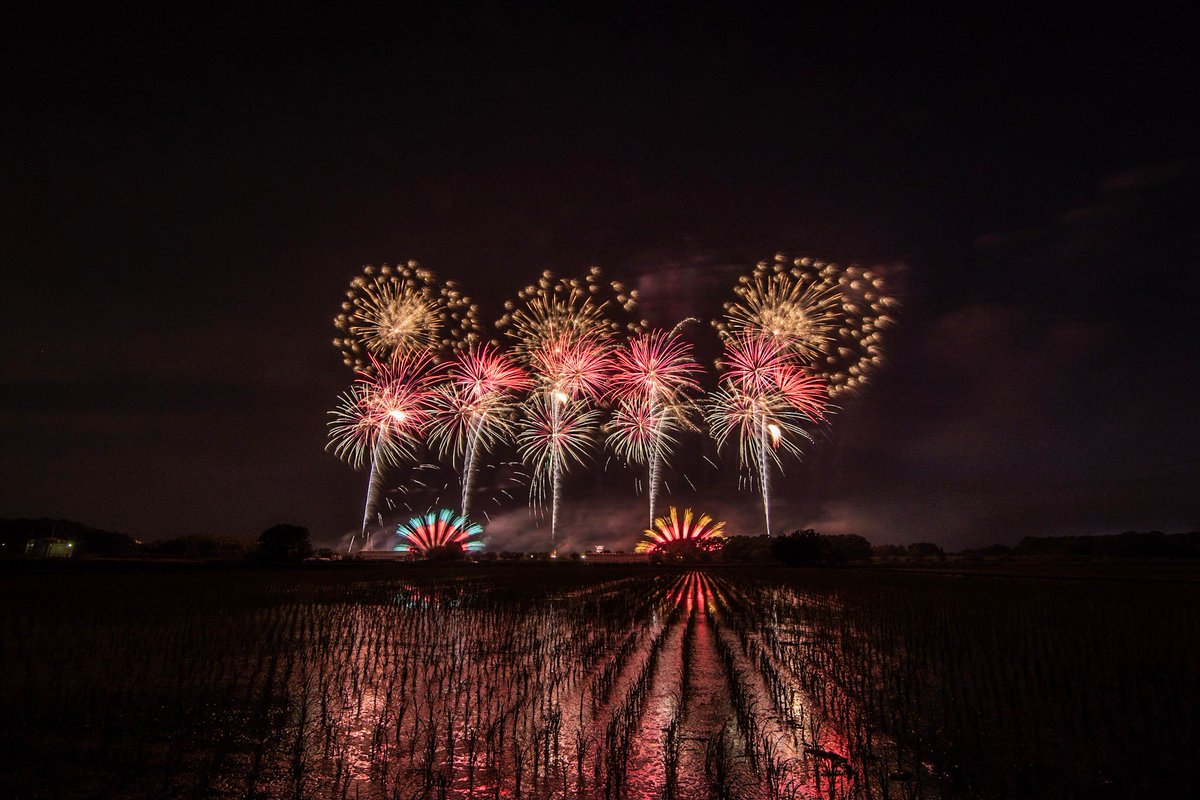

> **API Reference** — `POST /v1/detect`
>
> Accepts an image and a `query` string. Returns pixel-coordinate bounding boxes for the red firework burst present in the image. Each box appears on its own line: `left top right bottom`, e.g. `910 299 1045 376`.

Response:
328 351 443 467
362 351 442 436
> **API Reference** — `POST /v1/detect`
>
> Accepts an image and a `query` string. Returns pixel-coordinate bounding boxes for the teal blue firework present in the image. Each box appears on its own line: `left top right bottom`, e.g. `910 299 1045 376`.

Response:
394 509 485 554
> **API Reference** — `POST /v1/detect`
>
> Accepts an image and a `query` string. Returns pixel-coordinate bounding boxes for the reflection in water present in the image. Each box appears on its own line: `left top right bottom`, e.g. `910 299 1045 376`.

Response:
237 571 915 799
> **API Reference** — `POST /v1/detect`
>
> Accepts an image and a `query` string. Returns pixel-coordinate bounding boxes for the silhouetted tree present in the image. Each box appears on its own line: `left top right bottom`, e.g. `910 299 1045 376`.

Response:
255 524 312 562
155 534 248 559
425 541 465 561
872 544 907 559
822 534 872 564
907 542 945 560
769 530 873 566
771 529 824 565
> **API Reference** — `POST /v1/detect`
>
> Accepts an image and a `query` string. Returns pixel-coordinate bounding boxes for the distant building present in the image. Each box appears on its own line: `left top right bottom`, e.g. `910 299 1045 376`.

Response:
24 538 74 558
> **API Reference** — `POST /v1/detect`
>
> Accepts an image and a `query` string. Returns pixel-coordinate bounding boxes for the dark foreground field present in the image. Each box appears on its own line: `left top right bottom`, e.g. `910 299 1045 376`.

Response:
2 562 1197 799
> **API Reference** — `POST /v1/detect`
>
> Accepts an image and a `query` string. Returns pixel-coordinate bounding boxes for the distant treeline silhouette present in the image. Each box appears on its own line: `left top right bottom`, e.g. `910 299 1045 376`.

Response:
1005 530 1200 558
4 518 1198 563
0 518 138 556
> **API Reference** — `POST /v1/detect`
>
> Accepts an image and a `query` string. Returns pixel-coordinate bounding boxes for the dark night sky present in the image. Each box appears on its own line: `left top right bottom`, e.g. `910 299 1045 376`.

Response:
3 5 1197 549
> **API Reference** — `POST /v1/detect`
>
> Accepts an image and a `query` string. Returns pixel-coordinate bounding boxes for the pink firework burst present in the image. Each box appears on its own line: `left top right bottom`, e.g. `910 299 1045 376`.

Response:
607 395 677 465
528 333 612 402
327 351 442 468
607 330 702 404
327 351 443 553
722 333 794 396
361 351 442 436
451 344 530 400
775 366 828 422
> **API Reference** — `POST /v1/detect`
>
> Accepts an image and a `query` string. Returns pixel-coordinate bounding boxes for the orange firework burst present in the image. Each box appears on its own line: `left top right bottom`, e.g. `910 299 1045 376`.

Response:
716 254 897 397
333 261 481 369
496 267 644 354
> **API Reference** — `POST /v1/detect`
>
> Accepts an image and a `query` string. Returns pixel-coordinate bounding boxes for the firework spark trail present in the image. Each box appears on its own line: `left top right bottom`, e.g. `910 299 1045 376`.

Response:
516 391 602 547
429 345 529 519
360 448 385 552
327 353 442 552
333 262 481 369
759 414 771 537
706 335 825 536
606 331 702 525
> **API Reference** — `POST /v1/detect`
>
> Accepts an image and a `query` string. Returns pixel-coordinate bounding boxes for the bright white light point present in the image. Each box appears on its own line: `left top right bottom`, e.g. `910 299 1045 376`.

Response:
767 423 782 445
388 409 407 422
552 390 569 404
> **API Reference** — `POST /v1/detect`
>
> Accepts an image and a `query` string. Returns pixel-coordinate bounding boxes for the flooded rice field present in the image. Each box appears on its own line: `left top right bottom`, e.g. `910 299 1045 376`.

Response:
2 563 1197 799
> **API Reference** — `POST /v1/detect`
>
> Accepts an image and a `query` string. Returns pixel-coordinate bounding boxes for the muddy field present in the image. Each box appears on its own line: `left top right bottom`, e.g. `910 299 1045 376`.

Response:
2 563 1197 799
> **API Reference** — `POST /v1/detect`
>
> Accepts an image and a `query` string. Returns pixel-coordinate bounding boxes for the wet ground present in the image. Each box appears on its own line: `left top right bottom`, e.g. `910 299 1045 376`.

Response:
3 561 1196 798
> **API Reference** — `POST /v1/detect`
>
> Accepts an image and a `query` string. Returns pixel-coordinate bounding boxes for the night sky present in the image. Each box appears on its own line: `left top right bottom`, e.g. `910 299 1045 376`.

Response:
3 5 1197 549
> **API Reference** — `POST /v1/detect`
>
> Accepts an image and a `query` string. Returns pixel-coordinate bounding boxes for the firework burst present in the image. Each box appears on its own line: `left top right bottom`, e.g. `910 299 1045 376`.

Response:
500 271 628 549
717 254 896 397
452 343 530 400
496 267 644 354
705 335 827 536
429 345 529 518
394 508 484 555
528 333 613 402
516 391 602 545
333 262 481 369
516 331 611 548
607 330 702 404
327 352 442 552
634 506 726 554
605 330 702 523
606 395 680 466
